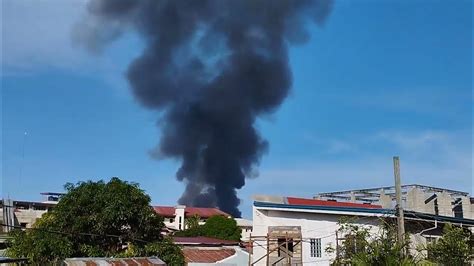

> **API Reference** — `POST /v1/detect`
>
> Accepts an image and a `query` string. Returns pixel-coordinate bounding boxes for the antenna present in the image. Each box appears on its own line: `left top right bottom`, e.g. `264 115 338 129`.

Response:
18 131 28 192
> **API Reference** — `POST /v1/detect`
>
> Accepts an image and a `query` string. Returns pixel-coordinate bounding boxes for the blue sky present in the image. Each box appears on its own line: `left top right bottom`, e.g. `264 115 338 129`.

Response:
2 0 472 218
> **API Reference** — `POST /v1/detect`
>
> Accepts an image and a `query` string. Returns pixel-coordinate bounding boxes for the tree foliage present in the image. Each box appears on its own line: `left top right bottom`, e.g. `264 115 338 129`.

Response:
329 219 474 266
426 223 472 265
174 215 241 241
6 177 183 264
185 214 201 230
329 218 419 266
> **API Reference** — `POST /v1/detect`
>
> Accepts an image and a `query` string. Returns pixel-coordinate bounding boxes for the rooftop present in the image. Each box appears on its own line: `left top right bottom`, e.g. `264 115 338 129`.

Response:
235 218 253 227
287 197 382 209
254 195 474 226
254 195 383 210
153 206 230 218
172 236 238 246
182 248 236 263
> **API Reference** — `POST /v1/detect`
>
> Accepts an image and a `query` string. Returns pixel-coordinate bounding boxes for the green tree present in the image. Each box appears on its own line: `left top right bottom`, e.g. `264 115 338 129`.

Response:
329 218 419 266
185 214 201 230
6 177 184 264
426 223 472 265
201 215 241 241
175 215 241 241
145 237 185 265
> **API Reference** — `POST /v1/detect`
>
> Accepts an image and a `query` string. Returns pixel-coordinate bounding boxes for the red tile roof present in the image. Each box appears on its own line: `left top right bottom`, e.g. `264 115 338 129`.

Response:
153 206 230 218
287 197 382 209
153 206 175 217
173 236 238 246
182 248 236 263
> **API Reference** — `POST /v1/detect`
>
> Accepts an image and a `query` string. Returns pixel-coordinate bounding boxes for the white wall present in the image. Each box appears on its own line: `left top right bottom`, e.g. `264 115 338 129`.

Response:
240 226 252 241
252 207 380 266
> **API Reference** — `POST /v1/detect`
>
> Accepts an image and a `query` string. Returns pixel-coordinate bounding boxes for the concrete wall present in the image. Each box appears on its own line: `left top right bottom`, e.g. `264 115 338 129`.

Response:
0 207 46 230
240 226 252 241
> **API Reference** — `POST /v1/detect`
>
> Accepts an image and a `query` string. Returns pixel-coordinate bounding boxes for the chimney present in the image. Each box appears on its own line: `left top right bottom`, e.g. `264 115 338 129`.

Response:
175 205 186 230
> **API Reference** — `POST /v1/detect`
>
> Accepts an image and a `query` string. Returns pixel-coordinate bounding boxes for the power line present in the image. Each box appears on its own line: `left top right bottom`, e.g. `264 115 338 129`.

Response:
1 223 151 244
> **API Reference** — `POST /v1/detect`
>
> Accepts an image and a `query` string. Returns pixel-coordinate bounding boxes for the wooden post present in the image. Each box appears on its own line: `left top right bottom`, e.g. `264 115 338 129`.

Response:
393 156 406 256
266 233 270 266
285 232 290 264
248 234 252 266
335 230 339 262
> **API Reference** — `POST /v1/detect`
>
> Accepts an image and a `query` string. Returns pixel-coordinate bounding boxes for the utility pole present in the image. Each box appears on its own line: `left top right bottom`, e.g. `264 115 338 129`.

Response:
393 156 405 255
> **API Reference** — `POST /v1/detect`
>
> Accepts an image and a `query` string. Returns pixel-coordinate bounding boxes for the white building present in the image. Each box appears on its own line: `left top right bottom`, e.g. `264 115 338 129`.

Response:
153 205 231 232
235 218 253 241
252 194 474 265
1 193 63 231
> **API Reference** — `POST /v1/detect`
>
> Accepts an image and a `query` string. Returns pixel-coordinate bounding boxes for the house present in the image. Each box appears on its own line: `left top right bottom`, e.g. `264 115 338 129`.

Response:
154 205 230 231
235 218 253 241
252 194 474 265
173 236 249 265
1 193 62 231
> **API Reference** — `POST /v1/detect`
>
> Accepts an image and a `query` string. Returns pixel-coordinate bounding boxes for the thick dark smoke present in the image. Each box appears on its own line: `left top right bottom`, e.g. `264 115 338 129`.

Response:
79 0 333 217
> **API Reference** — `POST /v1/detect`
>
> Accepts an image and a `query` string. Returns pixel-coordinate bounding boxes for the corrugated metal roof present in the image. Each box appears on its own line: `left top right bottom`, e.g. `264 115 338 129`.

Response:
254 200 393 215
235 218 252 227
173 236 238 246
182 248 236 263
64 257 166 266
153 206 230 218
287 197 383 209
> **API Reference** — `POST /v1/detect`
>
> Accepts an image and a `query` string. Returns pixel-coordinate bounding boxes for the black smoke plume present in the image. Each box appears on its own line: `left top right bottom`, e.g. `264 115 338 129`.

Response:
78 0 333 217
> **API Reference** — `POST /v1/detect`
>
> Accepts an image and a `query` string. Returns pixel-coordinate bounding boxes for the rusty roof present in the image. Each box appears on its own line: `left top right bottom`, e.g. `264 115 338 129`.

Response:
153 206 230 218
172 236 239 246
287 197 383 209
182 248 236 263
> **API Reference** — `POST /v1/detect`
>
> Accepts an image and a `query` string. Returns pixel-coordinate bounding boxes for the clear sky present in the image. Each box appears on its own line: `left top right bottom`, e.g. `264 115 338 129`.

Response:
2 0 472 218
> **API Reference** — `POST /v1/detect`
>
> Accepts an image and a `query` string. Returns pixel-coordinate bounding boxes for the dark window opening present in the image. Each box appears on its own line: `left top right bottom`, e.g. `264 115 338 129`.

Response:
453 202 463 218
434 199 439 215
20 223 28 229
277 238 294 257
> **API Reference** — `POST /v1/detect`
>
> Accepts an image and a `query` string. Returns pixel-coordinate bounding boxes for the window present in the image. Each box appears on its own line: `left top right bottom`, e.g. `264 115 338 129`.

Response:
169 218 174 223
310 238 322 257
179 217 182 230
20 223 28 229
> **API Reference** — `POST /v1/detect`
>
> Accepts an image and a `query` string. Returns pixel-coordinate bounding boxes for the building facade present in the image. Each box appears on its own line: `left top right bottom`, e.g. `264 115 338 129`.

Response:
235 218 253 241
0 192 63 231
252 193 474 266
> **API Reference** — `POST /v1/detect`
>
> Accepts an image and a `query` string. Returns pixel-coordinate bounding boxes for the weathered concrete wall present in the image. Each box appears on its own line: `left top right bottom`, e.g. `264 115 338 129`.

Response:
377 190 393 209
437 192 453 217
